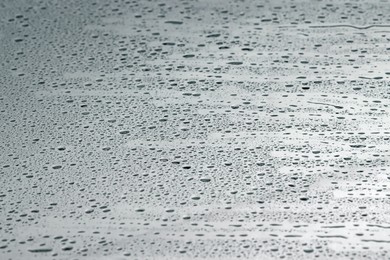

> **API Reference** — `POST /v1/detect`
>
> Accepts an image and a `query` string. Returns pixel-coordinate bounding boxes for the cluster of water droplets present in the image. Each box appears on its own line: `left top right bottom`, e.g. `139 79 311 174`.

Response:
2 0 390 259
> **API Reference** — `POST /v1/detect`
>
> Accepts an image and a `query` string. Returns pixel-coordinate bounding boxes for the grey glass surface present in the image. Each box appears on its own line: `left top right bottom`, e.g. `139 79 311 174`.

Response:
1 0 390 259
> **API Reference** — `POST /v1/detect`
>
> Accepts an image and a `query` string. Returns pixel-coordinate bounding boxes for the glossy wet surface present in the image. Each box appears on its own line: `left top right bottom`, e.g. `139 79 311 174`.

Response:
2 0 390 259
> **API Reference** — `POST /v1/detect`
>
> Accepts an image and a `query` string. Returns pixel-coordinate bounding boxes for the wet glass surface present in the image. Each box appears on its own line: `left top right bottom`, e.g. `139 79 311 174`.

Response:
2 0 390 259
